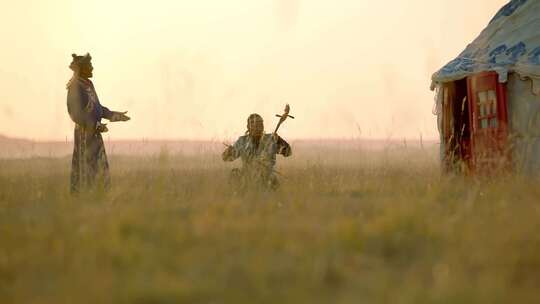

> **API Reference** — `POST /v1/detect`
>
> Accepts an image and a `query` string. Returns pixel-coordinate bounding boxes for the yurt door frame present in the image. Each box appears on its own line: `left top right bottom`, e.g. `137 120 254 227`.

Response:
466 71 510 172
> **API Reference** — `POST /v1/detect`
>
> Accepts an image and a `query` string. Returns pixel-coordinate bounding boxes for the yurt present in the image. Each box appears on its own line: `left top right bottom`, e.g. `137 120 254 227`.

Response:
432 0 540 175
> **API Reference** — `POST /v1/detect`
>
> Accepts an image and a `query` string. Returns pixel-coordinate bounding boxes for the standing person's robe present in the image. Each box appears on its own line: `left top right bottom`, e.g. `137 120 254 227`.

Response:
66 77 113 193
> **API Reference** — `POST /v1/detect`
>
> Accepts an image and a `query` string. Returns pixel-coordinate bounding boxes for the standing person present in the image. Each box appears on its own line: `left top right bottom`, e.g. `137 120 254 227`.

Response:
222 113 292 191
66 53 130 193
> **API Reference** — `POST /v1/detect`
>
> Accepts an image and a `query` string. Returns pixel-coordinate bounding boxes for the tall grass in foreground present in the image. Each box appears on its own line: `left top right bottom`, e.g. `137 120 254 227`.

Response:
1 146 540 304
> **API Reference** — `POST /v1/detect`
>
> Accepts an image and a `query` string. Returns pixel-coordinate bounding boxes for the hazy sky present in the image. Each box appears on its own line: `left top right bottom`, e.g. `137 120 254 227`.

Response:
0 0 508 141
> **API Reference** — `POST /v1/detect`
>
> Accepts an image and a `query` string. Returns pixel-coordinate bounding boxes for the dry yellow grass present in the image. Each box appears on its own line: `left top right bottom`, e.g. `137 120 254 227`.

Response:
1 144 540 304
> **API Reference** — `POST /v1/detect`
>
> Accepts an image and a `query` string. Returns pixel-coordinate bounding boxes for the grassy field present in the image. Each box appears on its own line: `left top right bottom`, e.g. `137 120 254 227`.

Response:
1 144 540 304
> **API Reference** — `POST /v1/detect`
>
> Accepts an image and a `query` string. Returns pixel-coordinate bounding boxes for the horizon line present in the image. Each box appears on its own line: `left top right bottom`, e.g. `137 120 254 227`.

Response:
1 134 439 143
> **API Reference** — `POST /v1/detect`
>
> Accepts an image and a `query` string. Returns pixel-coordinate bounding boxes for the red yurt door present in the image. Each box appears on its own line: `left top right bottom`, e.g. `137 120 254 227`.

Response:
466 71 510 173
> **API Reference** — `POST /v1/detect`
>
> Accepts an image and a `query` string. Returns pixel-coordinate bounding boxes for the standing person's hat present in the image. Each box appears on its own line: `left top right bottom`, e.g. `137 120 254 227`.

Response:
69 53 92 71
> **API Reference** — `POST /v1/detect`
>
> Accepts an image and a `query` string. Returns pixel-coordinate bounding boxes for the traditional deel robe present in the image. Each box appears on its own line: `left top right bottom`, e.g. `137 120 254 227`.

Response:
224 134 292 189
66 77 113 193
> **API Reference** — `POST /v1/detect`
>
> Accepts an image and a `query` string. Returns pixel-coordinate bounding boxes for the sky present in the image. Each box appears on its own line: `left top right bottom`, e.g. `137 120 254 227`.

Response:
0 0 508 141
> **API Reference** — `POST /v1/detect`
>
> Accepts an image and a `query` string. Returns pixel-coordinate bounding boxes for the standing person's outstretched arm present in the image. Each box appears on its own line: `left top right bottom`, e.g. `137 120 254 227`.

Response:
104 109 130 122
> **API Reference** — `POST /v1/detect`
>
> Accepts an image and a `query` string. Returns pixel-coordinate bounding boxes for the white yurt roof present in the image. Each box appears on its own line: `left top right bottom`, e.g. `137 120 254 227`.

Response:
432 0 540 88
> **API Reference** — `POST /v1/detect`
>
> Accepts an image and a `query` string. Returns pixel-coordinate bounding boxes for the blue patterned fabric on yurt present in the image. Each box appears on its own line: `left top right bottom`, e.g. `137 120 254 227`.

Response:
432 0 540 85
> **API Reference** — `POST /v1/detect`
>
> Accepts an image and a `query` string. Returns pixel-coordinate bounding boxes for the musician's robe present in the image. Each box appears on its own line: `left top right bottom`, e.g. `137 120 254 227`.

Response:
223 133 292 190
